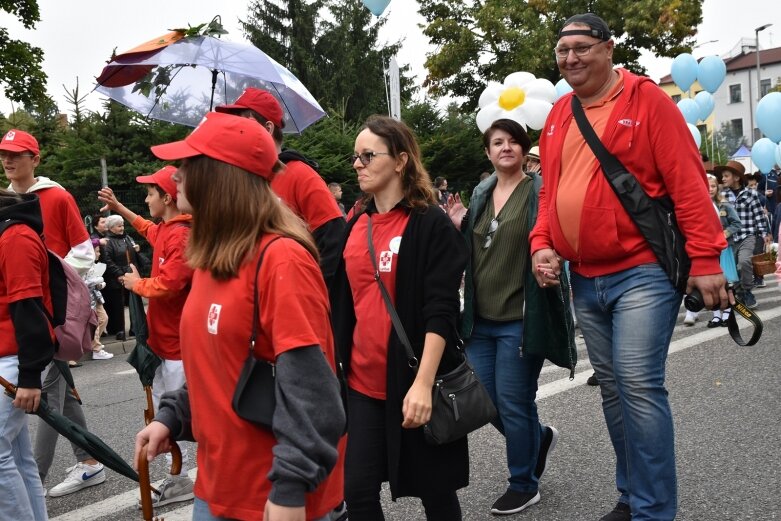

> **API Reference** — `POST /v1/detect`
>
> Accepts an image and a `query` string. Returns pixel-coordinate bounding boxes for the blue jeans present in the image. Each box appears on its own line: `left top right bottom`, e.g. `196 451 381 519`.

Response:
0 356 48 521
466 318 544 493
192 497 330 521
571 264 681 521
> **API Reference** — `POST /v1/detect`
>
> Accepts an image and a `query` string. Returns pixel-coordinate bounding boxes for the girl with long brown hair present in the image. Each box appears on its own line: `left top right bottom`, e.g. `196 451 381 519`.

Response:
329 115 469 520
134 112 345 521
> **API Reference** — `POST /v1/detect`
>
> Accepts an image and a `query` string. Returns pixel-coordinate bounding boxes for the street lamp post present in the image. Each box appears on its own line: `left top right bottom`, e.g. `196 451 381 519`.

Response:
754 24 773 142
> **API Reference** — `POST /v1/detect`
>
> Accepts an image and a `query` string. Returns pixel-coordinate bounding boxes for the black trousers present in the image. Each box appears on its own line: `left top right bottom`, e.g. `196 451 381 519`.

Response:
345 388 462 521
102 286 125 335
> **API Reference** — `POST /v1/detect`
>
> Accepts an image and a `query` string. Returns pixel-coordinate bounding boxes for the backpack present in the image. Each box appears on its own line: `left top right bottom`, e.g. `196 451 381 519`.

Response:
0 220 97 361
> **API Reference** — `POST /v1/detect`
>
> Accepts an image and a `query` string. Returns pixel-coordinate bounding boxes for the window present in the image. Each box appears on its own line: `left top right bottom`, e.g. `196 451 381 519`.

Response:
729 84 742 103
671 94 681 103
760 78 771 98
730 119 744 138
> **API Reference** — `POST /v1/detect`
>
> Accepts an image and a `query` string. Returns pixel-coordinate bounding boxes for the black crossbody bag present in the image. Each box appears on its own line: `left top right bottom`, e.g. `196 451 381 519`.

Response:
366 215 496 445
571 96 762 346
231 237 282 428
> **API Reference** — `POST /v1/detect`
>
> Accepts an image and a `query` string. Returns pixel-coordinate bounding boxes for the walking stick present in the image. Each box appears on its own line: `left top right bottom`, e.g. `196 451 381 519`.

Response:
137 440 183 521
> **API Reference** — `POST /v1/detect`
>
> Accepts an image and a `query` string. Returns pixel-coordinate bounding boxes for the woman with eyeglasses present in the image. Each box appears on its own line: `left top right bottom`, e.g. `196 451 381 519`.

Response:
445 118 567 516
329 115 469 520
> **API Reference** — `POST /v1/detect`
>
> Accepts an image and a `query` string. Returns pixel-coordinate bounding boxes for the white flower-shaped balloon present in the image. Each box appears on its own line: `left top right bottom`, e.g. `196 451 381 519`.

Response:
476 72 557 132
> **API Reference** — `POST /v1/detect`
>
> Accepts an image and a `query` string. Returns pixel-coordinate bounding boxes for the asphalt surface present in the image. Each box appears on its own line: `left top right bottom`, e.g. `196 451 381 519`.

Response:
33 277 781 521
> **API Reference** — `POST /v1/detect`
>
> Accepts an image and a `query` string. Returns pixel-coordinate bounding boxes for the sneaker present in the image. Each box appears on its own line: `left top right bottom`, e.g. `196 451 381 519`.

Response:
599 502 631 521
743 291 758 309
754 277 766 288
683 311 697 326
92 350 114 360
707 317 722 328
490 489 540 515
534 425 559 480
48 462 106 497
587 372 599 386
138 474 194 509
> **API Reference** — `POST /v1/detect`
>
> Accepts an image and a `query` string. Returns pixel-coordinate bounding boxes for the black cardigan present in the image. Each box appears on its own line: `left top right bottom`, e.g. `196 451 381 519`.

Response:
329 202 470 499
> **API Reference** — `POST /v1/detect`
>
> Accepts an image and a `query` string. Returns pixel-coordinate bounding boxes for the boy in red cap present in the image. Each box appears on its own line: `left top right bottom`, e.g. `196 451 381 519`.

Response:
216 88 346 287
1 129 110 498
98 166 195 507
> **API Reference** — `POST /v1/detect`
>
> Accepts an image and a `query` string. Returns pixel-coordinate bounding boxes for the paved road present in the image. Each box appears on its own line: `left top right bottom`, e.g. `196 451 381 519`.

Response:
35 278 780 520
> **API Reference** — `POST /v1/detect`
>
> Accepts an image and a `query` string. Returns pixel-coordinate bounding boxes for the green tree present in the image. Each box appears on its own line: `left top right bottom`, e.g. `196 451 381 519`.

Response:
242 0 413 122
0 0 48 107
419 0 703 109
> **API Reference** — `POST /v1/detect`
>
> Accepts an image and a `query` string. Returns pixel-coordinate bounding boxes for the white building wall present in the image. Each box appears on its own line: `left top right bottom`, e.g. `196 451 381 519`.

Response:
712 62 781 144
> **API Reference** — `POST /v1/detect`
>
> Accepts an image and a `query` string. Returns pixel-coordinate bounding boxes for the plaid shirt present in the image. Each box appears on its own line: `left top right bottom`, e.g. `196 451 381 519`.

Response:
730 187 769 242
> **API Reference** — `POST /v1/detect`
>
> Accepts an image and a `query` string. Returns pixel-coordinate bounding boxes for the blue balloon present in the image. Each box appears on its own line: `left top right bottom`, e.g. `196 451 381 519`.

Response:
694 91 715 121
752 138 777 173
677 98 700 125
687 123 702 148
671 53 698 92
555 78 573 100
697 56 726 94
361 0 391 16
756 91 781 143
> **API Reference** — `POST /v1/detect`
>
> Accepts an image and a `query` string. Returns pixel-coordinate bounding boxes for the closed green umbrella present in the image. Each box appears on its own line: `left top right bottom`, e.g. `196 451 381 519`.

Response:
52 359 82 404
1 375 139 484
126 292 162 424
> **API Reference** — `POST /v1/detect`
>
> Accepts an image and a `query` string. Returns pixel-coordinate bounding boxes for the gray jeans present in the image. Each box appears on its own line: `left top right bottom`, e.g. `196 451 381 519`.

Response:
734 235 758 292
34 363 90 482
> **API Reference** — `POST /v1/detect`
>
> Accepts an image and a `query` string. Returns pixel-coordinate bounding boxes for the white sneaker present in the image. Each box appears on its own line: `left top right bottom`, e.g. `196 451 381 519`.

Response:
138 474 194 509
92 349 114 360
683 311 697 326
48 462 106 497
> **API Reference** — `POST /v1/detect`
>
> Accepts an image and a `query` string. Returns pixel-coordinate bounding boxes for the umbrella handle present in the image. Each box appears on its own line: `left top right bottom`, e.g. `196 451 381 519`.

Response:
0 375 17 398
137 444 156 521
143 386 155 426
137 441 182 521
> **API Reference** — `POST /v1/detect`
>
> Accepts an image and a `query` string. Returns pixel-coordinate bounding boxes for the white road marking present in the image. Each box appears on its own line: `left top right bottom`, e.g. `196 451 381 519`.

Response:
113 369 137 376
55 301 781 520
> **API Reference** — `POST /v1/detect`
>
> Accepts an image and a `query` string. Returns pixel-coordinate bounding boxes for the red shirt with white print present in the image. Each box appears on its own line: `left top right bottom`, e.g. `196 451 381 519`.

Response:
344 207 410 400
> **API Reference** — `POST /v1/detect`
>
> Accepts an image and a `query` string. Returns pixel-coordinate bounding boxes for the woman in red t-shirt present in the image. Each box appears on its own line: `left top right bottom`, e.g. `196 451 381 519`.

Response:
329 116 469 520
134 112 345 521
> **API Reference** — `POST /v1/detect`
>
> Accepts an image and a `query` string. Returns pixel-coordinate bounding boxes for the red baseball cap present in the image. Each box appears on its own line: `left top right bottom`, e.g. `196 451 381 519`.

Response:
215 88 285 128
0 129 40 155
136 165 178 201
150 112 279 179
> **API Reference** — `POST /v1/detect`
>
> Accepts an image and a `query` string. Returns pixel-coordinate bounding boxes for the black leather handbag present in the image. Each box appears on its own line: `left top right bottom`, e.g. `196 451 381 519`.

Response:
231 237 281 429
366 216 497 446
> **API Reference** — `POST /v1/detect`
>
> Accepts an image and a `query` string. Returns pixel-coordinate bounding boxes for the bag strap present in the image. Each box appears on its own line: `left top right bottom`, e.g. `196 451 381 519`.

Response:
726 294 763 346
571 96 628 179
250 236 283 355
366 215 418 369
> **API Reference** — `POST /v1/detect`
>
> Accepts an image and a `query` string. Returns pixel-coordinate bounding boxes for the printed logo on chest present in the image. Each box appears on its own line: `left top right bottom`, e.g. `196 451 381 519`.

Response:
207 304 222 335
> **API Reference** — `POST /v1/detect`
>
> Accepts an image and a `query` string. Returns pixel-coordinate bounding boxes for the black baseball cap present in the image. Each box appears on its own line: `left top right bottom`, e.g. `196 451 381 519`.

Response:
558 13 611 41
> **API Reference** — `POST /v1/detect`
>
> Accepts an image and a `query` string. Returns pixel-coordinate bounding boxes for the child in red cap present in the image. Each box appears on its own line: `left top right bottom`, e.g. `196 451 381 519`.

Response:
98 166 195 507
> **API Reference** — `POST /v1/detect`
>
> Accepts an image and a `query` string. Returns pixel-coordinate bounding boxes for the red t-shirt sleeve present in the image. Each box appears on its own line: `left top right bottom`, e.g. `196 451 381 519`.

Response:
1 227 47 302
258 239 331 358
272 162 344 231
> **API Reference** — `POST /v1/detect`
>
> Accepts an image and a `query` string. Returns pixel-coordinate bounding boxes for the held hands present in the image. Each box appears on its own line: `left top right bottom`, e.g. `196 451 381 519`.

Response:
264 501 306 521
13 387 41 413
531 248 563 288
402 379 433 429
134 421 172 467
120 264 140 291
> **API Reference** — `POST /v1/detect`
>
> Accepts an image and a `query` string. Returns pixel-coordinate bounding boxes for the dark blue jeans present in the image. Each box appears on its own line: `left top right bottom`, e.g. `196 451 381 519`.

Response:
572 264 681 520
466 318 544 493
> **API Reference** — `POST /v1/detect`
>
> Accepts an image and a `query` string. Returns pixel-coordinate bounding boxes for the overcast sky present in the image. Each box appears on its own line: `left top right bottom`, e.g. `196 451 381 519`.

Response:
0 0 778 117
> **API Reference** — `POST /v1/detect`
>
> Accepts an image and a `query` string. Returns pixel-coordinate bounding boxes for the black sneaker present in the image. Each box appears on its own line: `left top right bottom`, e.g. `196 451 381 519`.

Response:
490 489 540 515
599 502 631 521
534 425 559 480
587 372 599 386
707 317 722 328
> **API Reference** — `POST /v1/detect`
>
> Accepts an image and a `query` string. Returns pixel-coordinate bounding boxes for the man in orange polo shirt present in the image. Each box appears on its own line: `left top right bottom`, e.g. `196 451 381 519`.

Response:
529 13 727 521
